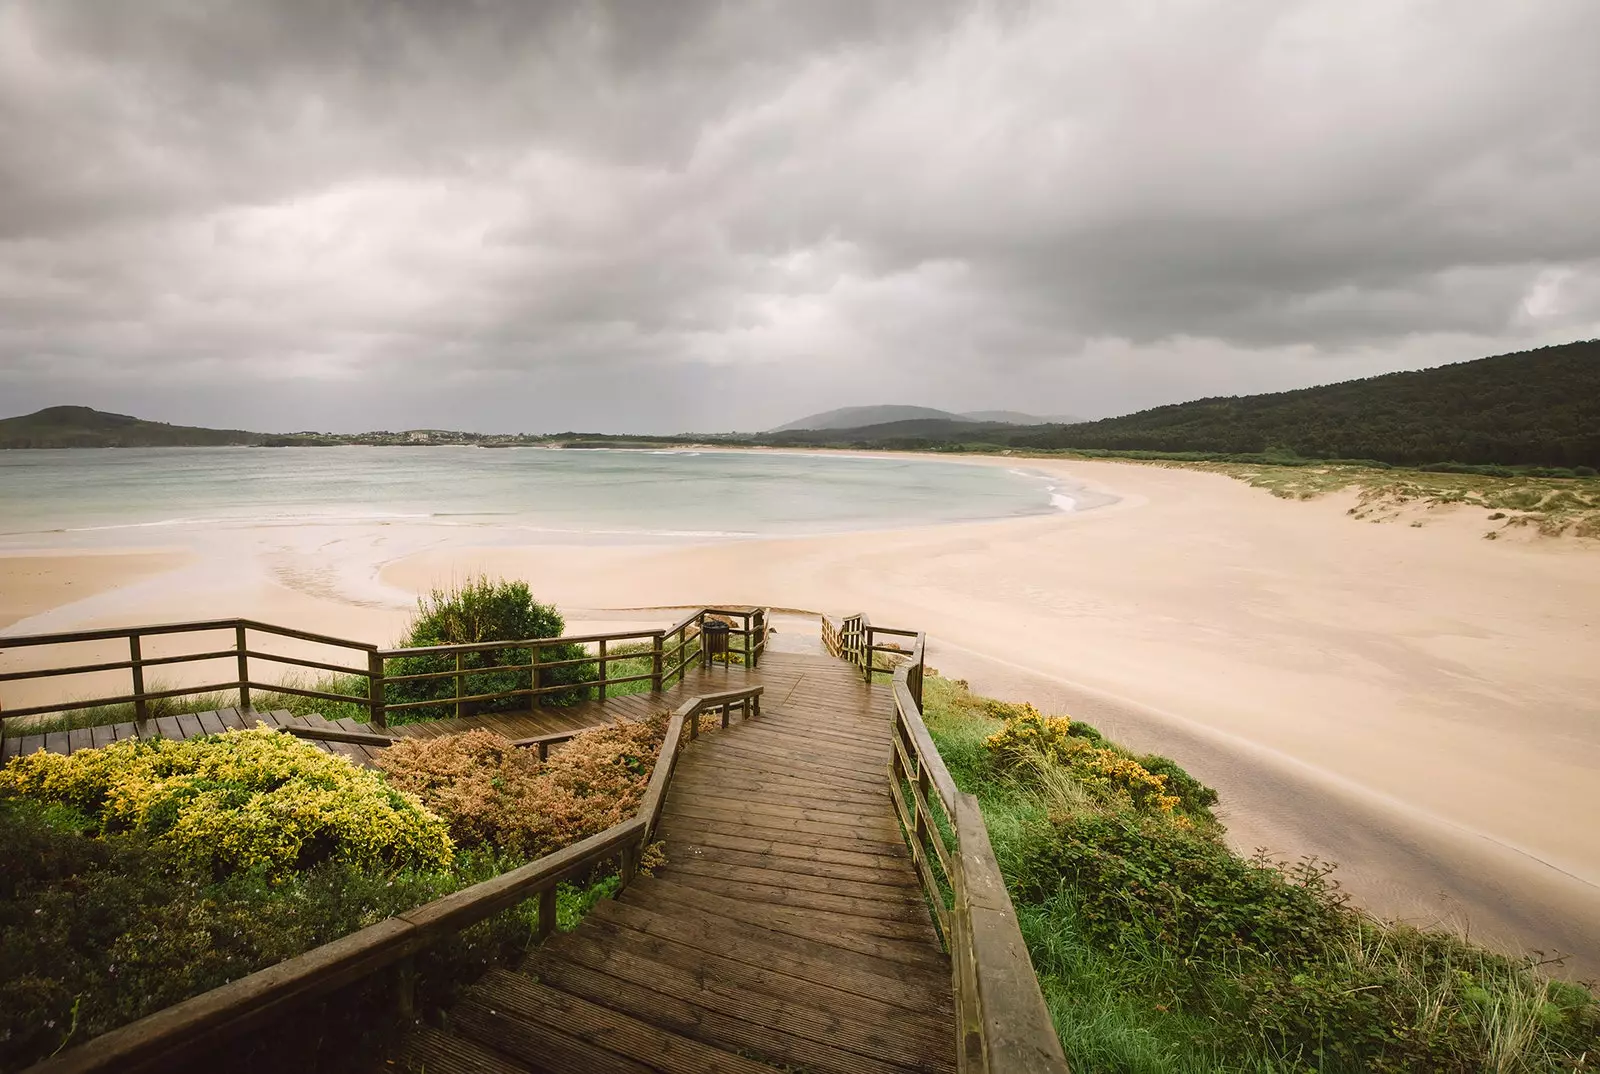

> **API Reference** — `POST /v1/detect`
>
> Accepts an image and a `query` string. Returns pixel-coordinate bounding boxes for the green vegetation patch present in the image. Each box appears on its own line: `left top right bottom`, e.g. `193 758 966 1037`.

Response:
383 576 598 721
923 676 1600 1073
0 713 662 1071
0 728 452 880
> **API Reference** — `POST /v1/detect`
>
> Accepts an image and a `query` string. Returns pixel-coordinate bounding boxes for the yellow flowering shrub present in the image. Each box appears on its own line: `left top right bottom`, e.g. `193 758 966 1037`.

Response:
985 707 1180 814
0 728 453 878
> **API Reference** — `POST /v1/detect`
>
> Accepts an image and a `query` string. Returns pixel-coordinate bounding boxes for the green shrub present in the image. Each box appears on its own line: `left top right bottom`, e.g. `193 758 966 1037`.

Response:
1575 465 1598 477
1016 810 1345 967
384 577 594 721
0 797 528 1073
1136 753 1219 821
0 729 453 880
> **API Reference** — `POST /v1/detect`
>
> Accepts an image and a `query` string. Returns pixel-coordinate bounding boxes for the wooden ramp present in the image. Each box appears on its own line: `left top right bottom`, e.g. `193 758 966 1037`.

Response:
399 650 956 1074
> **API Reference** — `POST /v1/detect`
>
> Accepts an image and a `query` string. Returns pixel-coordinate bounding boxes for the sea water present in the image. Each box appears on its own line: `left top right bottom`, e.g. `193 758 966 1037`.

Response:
0 447 1086 546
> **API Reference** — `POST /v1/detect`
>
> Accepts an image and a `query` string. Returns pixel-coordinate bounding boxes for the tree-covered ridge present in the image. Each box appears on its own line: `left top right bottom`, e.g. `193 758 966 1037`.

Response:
1010 341 1600 468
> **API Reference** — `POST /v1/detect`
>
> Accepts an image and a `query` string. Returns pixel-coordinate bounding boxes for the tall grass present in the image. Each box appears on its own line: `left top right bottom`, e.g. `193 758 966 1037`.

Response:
921 675 1600 1073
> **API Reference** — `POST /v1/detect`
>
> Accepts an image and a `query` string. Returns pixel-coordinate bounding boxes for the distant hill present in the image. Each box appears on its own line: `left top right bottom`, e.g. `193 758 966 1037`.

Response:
773 405 1076 432
768 417 1016 445
960 409 1081 425
1011 341 1600 468
0 406 267 448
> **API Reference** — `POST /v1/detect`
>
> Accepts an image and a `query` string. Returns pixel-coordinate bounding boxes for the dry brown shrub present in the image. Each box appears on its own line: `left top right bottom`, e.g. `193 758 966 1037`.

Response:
376 718 666 859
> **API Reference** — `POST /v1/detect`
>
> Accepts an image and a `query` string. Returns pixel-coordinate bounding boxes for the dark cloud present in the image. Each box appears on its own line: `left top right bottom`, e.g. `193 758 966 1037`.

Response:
1 0 1597 432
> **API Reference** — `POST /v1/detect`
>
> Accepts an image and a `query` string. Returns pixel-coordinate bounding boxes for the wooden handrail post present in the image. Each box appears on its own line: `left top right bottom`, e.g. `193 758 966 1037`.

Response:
129 633 149 727
394 955 417 1021
454 650 465 720
650 631 663 693
235 624 251 714
368 651 387 730
598 638 608 701
620 842 639 888
531 643 543 708
535 884 558 942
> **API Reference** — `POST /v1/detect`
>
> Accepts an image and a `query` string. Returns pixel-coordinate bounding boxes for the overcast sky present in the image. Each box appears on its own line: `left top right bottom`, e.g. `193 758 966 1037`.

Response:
2 1 1597 433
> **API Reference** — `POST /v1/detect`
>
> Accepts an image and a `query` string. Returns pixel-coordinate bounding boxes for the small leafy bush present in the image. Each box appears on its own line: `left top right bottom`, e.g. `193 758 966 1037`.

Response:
384 577 595 721
0 729 453 879
376 719 664 859
1017 810 1345 967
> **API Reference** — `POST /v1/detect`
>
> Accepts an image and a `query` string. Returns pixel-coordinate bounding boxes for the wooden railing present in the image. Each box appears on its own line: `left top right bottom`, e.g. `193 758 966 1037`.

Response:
0 606 771 740
26 684 764 1074
822 611 924 709
826 614 1069 1074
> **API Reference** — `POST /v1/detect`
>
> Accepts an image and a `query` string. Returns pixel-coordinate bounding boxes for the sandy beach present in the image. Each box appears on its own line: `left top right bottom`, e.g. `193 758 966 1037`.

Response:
0 549 195 631
3 456 1598 975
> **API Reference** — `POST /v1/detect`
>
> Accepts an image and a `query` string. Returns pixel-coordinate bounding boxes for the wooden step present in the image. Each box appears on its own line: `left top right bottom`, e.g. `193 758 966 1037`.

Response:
461 968 780 1074
391 1024 534 1074
588 895 951 1009
524 947 930 1074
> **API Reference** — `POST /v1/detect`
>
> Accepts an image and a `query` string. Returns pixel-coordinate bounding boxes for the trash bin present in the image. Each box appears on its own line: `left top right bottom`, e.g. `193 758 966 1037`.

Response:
701 619 730 666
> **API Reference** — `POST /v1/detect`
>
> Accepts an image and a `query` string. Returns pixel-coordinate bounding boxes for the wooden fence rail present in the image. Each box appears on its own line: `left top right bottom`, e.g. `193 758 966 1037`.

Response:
826 613 1069 1074
0 607 770 741
25 684 764 1074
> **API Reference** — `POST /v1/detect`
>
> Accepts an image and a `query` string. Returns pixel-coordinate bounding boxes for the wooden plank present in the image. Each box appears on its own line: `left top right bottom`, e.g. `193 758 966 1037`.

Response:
195 710 227 736
660 868 937 931
569 917 955 1057
2 733 22 761
662 824 919 874
661 800 904 846
18 734 48 757
67 727 95 755
395 1024 532 1074
45 730 69 756
659 812 912 859
152 715 183 740
110 721 139 742
216 708 249 732
664 855 929 906
526 950 926 1074
174 712 205 741
589 899 949 1013
665 788 902 832
464 970 778 1074
953 793 1071 1073
669 769 892 809
623 878 944 971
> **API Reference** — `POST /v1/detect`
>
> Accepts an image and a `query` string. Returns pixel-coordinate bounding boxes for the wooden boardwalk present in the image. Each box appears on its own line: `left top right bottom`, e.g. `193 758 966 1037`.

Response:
400 649 956 1074
0 689 658 767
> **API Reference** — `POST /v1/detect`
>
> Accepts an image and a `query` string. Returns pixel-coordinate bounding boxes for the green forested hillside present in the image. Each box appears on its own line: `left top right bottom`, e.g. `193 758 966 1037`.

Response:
1012 341 1600 468
0 406 264 448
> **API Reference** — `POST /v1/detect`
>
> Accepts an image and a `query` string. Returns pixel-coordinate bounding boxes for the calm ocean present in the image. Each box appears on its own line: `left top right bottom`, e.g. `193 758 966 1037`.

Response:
0 447 1081 547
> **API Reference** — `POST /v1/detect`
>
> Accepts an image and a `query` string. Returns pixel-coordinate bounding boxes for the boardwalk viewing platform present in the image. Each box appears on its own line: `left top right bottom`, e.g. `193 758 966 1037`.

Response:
1 609 1067 1074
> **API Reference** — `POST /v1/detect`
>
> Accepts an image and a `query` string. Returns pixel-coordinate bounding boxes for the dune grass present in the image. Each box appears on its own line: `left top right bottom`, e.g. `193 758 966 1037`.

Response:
921 675 1600 1073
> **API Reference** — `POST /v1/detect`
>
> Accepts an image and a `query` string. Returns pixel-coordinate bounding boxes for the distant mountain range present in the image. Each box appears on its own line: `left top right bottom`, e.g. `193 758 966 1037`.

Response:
0 406 269 448
768 341 1600 469
8 340 1597 467
771 405 1080 432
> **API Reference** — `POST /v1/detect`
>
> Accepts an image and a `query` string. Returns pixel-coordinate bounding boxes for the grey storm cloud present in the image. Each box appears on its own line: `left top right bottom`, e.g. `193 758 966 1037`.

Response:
1 0 1598 433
